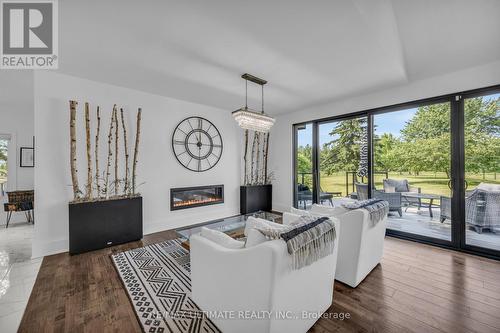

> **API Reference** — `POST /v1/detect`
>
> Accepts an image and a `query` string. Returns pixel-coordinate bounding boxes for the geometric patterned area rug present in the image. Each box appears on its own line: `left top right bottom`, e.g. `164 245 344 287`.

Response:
111 239 221 333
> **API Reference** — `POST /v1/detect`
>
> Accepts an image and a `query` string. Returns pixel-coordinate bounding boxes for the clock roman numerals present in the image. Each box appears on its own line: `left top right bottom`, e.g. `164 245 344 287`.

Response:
172 117 223 172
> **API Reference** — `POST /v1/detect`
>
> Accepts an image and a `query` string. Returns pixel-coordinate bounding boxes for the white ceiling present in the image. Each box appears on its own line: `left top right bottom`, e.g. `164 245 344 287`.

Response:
2 0 500 115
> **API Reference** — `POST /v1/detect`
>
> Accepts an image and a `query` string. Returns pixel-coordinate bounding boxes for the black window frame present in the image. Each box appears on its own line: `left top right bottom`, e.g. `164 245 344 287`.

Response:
292 84 500 260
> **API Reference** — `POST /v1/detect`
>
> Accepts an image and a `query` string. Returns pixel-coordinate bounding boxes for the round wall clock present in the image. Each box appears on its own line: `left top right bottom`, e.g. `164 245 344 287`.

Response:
172 116 223 172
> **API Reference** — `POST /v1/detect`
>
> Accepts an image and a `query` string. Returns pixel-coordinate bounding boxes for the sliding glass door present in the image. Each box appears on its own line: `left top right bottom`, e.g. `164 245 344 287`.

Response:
292 84 500 259
463 91 500 253
373 101 453 243
318 116 368 202
294 123 315 209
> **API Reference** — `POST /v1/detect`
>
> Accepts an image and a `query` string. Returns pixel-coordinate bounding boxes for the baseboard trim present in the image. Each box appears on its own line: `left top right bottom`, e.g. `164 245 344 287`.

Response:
32 208 240 258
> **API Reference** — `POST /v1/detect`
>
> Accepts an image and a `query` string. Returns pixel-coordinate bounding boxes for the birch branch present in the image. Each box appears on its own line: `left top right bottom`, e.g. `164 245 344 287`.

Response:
84 102 92 199
69 100 80 200
255 132 261 184
132 108 142 195
243 129 249 185
264 132 270 184
120 108 130 196
250 131 257 185
105 105 116 199
261 132 267 184
95 106 101 198
114 106 119 196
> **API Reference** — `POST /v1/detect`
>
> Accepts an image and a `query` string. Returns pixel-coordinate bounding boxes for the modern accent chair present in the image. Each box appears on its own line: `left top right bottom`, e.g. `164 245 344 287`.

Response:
190 219 340 333
3 190 34 228
383 179 421 210
440 183 500 233
284 204 387 288
355 183 402 217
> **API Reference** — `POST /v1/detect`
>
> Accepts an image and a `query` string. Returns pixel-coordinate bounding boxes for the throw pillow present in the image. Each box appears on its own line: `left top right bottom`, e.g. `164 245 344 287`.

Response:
385 186 396 193
383 179 409 192
311 204 348 217
283 212 302 226
244 216 287 237
200 227 245 249
290 207 312 216
245 228 269 248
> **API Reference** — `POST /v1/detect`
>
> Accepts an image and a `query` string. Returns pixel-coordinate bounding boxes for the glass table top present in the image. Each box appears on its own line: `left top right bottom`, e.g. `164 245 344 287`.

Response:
176 211 281 240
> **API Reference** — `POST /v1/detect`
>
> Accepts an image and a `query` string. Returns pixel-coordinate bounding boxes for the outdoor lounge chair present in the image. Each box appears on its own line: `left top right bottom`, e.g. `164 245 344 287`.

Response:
355 183 402 217
383 179 421 209
297 184 334 209
440 184 500 233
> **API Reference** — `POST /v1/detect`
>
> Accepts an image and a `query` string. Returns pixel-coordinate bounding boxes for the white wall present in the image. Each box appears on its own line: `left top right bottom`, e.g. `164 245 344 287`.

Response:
33 72 241 257
269 60 500 212
0 87 35 225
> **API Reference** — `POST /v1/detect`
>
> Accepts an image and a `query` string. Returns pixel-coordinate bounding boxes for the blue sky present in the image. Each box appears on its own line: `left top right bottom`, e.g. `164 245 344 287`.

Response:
297 93 499 147
298 108 418 147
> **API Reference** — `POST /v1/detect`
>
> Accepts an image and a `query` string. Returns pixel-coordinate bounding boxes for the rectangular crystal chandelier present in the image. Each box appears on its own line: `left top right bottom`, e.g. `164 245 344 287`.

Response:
232 107 275 133
232 73 275 133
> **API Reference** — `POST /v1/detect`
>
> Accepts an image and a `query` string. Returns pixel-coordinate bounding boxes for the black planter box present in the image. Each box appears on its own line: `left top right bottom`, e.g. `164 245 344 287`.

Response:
69 196 143 255
240 184 272 214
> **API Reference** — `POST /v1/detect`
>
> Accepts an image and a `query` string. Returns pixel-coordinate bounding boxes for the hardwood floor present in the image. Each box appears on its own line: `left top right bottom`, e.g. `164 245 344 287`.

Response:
19 232 500 333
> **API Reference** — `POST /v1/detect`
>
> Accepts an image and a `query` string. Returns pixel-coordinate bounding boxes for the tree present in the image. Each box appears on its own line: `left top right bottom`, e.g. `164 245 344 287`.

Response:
374 133 399 172
0 142 7 160
297 144 313 187
401 103 450 142
0 140 8 178
320 118 367 175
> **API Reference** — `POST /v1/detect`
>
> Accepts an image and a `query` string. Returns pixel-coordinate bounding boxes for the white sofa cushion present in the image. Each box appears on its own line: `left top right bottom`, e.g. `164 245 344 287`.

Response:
245 228 269 248
244 216 287 237
200 227 245 249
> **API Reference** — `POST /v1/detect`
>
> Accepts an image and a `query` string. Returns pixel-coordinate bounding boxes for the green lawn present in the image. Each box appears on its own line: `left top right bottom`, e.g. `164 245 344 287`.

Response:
314 171 499 198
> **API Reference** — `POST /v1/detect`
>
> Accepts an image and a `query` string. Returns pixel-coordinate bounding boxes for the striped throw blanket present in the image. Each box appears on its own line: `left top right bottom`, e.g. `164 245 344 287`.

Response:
341 199 389 225
255 216 336 270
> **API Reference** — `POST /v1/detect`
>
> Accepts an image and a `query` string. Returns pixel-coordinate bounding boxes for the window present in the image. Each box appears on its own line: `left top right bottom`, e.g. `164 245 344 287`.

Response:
0 135 10 200
292 85 500 259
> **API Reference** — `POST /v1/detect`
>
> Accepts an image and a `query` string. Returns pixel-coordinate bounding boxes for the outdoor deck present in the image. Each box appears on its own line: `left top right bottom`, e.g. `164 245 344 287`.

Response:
300 200 500 252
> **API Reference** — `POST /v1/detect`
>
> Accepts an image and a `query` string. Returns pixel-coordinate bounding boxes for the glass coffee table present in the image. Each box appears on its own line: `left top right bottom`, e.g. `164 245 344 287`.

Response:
176 211 281 250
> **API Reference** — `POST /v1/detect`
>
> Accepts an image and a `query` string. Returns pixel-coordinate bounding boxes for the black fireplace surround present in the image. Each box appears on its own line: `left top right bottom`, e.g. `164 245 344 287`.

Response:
170 185 224 210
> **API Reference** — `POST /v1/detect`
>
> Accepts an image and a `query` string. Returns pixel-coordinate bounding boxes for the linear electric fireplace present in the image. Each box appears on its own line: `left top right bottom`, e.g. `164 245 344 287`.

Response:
170 185 224 210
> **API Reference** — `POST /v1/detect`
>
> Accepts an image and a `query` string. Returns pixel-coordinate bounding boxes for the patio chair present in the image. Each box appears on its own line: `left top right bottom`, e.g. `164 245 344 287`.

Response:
383 179 421 210
297 184 334 209
440 185 500 233
440 190 474 224
355 183 402 217
3 190 34 228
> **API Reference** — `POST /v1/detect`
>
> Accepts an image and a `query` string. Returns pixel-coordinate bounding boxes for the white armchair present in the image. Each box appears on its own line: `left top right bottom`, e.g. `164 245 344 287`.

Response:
311 205 386 287
190 219 339 333
285 205 386 288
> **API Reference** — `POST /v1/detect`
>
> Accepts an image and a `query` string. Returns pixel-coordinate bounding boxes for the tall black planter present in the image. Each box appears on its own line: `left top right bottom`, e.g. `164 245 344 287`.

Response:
240 184 272 214
69 196 143 255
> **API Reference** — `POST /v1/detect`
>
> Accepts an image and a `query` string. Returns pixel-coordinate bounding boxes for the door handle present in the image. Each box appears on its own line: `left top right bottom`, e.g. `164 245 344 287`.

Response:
447 179 452 190
464 180 468 190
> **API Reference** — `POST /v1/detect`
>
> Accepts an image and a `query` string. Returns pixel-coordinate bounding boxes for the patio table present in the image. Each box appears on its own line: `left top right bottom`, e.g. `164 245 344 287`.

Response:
402 192 440 218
